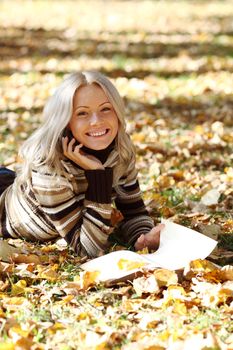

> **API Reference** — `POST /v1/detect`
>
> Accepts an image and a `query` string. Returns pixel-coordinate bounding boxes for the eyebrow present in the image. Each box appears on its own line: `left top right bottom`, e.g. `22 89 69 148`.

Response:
75 101 110 110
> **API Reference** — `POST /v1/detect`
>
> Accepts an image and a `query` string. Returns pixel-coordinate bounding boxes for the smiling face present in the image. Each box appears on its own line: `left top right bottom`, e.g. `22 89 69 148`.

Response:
69 84 119 150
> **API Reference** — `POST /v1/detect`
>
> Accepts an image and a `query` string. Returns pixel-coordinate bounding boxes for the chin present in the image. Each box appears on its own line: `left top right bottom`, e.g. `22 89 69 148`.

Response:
85 139 113 150
89 144 108 150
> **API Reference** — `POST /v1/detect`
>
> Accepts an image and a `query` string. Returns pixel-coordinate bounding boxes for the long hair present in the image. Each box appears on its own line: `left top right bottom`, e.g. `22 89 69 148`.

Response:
18 71 135 183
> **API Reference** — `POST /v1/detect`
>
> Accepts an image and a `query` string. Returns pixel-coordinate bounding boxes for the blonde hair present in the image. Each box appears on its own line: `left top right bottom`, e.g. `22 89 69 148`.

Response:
18 71 135 182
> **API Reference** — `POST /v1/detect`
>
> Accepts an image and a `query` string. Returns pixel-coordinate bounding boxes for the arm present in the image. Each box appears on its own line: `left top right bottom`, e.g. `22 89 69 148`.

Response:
114 168 154 247
31 165 114 257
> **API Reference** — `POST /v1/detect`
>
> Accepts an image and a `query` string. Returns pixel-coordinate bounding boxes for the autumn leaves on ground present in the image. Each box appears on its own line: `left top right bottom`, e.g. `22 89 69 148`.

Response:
0 1 233 349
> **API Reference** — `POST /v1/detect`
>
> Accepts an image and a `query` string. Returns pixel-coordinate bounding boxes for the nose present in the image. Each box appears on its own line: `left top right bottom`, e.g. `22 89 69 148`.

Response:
90 112 101 125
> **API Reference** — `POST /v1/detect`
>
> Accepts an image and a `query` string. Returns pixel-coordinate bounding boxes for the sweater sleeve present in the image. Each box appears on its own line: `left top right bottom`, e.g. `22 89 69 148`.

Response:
80 168 114 257
114 168 154 246
31 166 114 258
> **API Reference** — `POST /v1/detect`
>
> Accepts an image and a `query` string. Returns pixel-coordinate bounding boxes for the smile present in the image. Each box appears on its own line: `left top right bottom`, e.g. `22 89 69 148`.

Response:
86 129 109 137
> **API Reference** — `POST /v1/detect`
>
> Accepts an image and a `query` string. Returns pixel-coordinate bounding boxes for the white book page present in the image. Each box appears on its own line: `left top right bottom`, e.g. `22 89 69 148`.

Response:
80 219 217 282
142 219 218 270
81 250 151 282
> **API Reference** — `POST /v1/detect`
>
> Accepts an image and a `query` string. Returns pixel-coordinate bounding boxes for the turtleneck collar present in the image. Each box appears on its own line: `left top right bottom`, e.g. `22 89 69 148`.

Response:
81 140 116 164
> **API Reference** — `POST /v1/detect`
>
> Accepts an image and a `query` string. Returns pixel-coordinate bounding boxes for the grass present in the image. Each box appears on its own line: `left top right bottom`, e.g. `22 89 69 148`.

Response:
0 0 232 348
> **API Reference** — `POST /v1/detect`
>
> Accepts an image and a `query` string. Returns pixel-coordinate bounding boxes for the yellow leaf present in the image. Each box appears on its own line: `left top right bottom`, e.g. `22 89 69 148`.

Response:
122 299 142 312
57 295 75 305
11 280 27 296
77 312 90 321
153 269 178 287
184 259 218 279
172 300 187 315
37 265 59 281
0 308 5 318
159 330 170 341
95 342 109 350
74 270 100 290
162 285 187 307
194 125 205 134
9 326 31 338
218 288 233 303
167 285 186 295
136 247 149 255
131 132 146 143
117 259 146 271
0 343 14 350
48 322 66 334
4 297 27 306
144 347 164 350
14 337 33 350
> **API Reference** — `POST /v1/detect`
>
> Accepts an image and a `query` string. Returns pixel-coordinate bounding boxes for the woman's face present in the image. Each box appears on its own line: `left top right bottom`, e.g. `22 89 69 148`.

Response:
69 84 119 150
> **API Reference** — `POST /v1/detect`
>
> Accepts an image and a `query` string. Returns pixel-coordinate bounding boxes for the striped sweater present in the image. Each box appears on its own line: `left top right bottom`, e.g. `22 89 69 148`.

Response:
0 152 154 257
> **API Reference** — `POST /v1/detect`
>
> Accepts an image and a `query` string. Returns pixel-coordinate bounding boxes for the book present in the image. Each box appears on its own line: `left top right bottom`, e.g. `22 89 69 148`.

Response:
80 219 217 282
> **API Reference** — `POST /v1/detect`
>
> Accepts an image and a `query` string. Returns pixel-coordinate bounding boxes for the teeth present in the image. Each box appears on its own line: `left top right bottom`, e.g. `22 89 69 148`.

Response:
88 130 107 137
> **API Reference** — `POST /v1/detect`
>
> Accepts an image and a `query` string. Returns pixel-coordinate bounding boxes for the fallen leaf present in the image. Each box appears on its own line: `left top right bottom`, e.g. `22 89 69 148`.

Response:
117 259 146 271
184 259 218 280
153 269 178 287
13 254 42 265
36 265 59 281
0 343 15 350
201 189 221 206
133 274 159 296
0 240 19 262
73 270 100 290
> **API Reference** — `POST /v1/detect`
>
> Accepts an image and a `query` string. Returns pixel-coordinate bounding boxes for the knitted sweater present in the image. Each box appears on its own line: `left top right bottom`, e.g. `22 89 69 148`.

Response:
0 149 154 257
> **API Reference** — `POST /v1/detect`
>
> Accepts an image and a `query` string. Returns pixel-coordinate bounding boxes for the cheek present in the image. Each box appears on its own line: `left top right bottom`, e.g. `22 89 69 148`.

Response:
69 120 83 138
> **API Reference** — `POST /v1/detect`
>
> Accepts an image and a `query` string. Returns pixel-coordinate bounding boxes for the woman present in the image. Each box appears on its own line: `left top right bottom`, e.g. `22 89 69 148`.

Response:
0 71 163 257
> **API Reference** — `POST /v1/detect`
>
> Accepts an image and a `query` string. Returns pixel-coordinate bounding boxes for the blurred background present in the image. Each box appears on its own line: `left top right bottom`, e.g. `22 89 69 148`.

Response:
0 0 232 245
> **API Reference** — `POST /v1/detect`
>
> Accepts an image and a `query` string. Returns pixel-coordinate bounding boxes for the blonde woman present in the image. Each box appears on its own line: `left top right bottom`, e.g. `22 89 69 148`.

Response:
0 71 163 257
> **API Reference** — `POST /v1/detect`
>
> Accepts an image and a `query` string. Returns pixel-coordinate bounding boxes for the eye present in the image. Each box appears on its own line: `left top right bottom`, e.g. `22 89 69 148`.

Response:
101 107 111 112
77 111 88 117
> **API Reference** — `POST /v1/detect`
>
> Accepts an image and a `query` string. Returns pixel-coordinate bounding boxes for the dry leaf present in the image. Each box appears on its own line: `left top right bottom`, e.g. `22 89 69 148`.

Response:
0 240 20 262
133 274 159 296
13 254 42 265
36 265 59 281
153 269 178 287
73 270 100 290
0 344 15 350
117 259 146 271
184 259 218 280
201 189 221 206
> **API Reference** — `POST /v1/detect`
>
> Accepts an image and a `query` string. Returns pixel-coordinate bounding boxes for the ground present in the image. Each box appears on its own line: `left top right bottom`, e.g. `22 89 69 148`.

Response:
0 1 232 349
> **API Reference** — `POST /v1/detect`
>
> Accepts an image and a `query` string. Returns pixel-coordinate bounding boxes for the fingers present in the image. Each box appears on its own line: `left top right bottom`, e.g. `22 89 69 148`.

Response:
62 136 68 153
151 223 165 234
62 136 103 170
62 136 82 156
134 225 165 252
67 138 78 153
137 234 145 244
74 143 83 153
134 234 145 250
156 223 165 230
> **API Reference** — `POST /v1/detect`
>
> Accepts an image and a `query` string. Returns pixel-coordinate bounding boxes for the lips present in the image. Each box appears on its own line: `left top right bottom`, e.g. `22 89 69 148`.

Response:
86 129 109 137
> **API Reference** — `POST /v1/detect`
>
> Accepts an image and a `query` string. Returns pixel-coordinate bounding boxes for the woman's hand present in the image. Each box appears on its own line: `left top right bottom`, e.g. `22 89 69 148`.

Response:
62 136 104 170
134 223 165 251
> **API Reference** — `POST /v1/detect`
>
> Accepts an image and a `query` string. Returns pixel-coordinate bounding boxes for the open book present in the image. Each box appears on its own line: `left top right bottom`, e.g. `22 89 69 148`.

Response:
80 219 217 282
